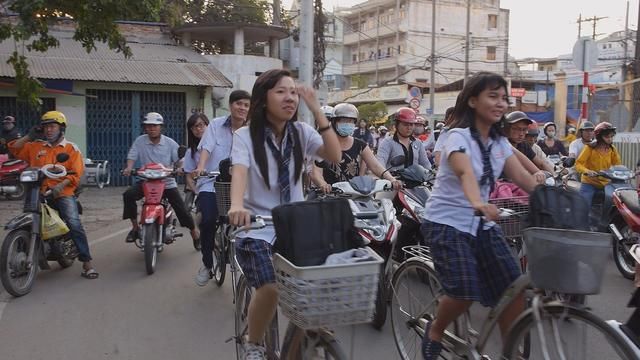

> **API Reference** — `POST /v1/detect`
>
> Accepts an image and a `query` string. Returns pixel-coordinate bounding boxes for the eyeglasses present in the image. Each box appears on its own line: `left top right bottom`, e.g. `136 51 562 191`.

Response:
191 123 207 129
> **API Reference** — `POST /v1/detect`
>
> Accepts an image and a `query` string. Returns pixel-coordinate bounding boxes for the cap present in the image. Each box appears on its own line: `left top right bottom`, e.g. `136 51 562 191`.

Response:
505 111 533 125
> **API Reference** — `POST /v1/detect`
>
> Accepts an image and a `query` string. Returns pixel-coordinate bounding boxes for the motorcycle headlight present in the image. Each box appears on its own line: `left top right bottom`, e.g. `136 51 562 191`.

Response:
19 170 39 183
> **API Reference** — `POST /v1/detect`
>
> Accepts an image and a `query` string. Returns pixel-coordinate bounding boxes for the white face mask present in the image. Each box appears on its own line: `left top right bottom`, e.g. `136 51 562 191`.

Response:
546 129 556 138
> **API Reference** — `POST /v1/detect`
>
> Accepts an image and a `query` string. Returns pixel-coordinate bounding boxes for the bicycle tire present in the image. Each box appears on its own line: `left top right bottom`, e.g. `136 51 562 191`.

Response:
502 303 637 360
213 226 227 286
234 275 251 360
390 258 441 360
371 268 388 330
281 322 347 360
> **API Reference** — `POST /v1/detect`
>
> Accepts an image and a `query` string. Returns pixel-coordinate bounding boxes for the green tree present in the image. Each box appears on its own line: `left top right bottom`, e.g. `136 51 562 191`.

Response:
357 101 388 124
1 0 162 107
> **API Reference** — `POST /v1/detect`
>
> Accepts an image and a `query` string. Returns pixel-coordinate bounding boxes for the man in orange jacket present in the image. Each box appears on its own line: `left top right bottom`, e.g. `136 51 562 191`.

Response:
9 111 98 279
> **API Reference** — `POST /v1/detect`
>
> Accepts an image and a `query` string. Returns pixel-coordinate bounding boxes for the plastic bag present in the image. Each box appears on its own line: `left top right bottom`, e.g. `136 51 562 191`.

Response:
41 203 69 240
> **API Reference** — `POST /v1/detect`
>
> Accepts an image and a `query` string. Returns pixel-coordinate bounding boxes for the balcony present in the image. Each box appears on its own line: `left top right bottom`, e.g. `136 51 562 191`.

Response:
343 20 407 46
343 56 398 75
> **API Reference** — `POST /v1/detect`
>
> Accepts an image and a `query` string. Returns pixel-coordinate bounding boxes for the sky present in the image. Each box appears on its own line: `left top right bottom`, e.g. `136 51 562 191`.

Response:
282 0 639 59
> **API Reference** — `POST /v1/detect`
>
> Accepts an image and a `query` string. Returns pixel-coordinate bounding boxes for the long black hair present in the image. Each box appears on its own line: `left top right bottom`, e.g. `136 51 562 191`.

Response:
448 72 508 139
248 69 303 189
186 113 209 159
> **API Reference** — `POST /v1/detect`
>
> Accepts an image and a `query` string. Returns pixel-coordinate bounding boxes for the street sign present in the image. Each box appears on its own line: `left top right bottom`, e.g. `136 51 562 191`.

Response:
572 37 598 72
409 97 421 110
511 88 526 97
409 86 422 98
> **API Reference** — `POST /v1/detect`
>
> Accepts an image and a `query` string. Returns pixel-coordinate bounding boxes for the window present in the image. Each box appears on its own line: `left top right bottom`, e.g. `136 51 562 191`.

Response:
488 14 498 29
352 54 357 63
486 46 496 60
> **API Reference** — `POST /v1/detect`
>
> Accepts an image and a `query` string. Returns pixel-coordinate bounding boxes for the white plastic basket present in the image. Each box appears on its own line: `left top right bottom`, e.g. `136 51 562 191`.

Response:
273 247 383 330
524 227 611 295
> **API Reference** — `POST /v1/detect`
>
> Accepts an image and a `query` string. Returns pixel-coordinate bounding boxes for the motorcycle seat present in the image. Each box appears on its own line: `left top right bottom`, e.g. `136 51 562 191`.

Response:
619 190 640 215
1 159 23 167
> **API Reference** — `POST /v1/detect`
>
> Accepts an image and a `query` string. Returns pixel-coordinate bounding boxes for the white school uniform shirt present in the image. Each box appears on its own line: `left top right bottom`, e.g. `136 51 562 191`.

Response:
231 122 323 244
423 128 514 235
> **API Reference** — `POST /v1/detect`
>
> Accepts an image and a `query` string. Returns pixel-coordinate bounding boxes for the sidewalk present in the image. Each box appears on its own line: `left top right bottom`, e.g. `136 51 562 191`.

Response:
0 186 129 235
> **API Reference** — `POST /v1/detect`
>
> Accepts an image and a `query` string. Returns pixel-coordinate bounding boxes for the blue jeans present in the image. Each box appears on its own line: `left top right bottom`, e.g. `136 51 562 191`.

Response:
53 196 92 262
579 182 600 210
196 192 219 269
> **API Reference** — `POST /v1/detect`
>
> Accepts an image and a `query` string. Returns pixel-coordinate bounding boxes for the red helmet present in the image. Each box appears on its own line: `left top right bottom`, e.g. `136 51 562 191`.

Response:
393 107 418 124
594 122 616 138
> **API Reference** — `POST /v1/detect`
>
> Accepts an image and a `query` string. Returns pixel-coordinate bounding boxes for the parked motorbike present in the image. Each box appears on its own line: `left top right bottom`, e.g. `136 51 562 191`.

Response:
0 153 28 200
0 153 79 297
132 163 183 275
323 175 399 330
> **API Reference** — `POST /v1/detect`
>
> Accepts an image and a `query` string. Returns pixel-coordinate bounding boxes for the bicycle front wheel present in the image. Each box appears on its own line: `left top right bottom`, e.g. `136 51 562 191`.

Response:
502 303 636 360
234 275 251 360
281 322 347 360
212 225 227 286
390 258 441 360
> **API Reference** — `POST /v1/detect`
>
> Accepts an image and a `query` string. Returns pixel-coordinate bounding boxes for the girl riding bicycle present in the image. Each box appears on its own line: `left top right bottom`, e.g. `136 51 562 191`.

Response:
226 69 341 360
419 72 537 359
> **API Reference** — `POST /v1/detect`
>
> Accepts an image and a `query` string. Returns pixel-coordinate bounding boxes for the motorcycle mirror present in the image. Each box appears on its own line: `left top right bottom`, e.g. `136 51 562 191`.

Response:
389 155 405 167
177 145 187 159
56 153 70 163
562 157 575 168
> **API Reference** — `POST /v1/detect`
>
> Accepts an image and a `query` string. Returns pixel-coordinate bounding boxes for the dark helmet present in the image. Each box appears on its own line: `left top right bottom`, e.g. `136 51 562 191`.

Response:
393 107 418 124
578 121 595 131
594 122 616 139
505 111 533 125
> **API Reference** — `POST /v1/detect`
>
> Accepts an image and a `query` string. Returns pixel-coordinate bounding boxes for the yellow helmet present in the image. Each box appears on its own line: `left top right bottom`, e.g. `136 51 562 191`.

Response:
41 111 67 126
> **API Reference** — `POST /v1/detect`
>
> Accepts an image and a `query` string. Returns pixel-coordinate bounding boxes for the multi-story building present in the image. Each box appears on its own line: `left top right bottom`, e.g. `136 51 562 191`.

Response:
337 0 509 89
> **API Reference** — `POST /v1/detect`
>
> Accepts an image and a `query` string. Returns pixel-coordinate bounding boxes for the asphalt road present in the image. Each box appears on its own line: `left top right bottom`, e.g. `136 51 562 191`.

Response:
0 187 637 360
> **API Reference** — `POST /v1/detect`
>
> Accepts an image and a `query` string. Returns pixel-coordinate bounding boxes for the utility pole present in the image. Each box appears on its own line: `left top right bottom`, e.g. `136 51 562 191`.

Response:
429 0 436 116
299 0 314 125
463 0 470 84
622 1 629 104
632 0 640 131
577 15 608 40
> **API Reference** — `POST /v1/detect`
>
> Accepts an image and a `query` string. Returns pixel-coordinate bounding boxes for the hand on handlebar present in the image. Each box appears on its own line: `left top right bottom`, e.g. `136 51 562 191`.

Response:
318 183 333 194
533 170 547 184
390 179 403 190
191 167 205 180
473 202 499 222
227 205 252 228
122 168 134 177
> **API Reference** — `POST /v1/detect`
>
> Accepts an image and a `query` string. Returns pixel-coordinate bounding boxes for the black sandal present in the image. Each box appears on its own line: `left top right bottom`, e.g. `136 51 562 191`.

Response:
81 268 99 279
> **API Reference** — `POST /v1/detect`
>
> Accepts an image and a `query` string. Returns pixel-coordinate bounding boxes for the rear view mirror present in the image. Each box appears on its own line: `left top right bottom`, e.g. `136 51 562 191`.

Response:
562 157 575 168
56 153 70 163
389 155 405 167
177 145 187 159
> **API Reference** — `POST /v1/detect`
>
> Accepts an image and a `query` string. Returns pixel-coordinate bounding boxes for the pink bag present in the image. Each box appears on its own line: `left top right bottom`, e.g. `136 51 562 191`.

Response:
490 181 529 205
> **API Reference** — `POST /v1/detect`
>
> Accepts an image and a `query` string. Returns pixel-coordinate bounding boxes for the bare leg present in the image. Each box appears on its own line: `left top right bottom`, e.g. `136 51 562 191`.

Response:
429 295 473 341
497 292 525 339
248 283 279 344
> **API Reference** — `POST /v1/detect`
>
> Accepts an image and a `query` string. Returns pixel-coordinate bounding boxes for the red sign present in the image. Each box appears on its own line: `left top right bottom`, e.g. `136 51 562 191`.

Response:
511 88 526 97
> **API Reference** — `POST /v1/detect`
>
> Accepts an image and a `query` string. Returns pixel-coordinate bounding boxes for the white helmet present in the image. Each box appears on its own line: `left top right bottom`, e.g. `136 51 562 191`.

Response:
320 105 334 119
378 125 388 132
333 103 359 120
143 112 164 125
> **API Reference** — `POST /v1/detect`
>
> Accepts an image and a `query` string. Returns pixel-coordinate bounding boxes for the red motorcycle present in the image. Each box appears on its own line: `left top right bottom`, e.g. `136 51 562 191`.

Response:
0 154 28 200
607 164 640 280
133 163 182 275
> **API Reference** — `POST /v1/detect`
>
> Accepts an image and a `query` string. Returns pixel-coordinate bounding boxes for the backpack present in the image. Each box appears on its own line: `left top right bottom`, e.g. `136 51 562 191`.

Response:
272 197 363 266
527 185 590 231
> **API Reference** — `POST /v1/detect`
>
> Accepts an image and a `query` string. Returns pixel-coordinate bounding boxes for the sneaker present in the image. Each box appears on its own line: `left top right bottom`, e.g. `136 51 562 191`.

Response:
243 343 265 360
194 265 212 287
125 229 139 243
421 321 443 360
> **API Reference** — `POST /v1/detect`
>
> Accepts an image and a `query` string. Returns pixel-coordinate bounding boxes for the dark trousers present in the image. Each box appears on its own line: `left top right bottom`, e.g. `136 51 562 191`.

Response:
122 182 195 230
196 191 219 268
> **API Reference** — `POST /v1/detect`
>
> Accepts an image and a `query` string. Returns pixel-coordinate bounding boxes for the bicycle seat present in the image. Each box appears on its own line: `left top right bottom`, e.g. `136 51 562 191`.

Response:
619 189 640 215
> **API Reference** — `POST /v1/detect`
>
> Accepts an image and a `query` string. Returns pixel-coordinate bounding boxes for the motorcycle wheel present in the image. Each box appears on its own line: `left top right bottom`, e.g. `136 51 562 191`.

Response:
371 267 388 330
6 183 25 201
0 229 38 297
613 220 636 280
144 223 159 275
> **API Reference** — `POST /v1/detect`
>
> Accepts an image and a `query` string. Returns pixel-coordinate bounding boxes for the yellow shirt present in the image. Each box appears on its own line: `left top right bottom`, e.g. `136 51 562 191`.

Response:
575 144 621 188
562 133 576 147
